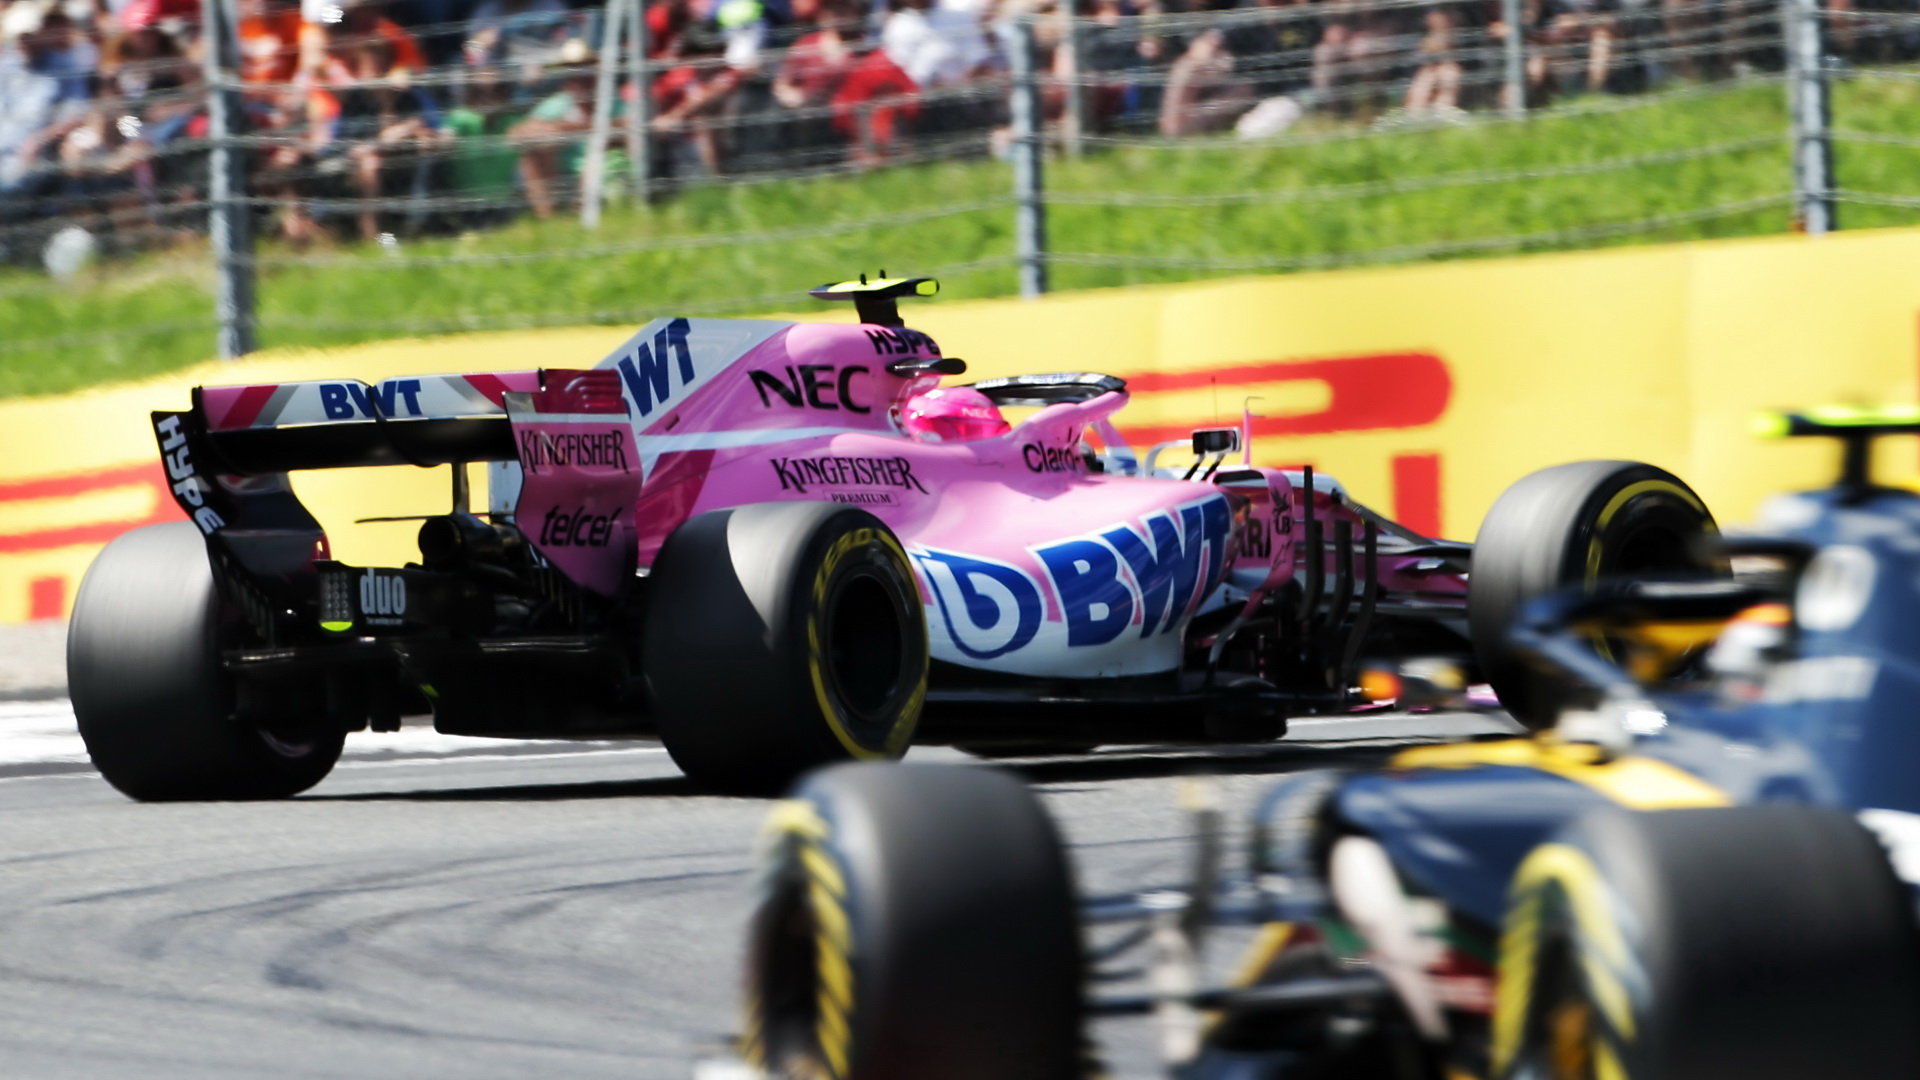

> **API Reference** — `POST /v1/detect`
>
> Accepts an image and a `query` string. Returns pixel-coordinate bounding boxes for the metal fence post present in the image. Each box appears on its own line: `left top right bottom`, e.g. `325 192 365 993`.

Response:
625 0 652 201
201 0 254 359
1007 17 1049 298
1062 0 1086 157
1786 0 1837 233
581 0 627 228
1501 0 1525 116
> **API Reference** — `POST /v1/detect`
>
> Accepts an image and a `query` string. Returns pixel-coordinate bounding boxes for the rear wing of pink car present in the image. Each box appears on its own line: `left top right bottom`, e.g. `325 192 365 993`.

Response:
180 372 547 474
151 370 623 583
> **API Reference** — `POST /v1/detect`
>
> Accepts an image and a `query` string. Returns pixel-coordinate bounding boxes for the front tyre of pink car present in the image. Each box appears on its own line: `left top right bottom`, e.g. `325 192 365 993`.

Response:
644 503 929 794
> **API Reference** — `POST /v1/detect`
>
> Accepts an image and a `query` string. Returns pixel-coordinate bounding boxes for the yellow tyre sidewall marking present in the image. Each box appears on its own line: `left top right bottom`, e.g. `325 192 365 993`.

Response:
1493 842 1641 1079
1583 478 1710 665
807 527 927 760
748 798 861 1080
1583 479 1710 584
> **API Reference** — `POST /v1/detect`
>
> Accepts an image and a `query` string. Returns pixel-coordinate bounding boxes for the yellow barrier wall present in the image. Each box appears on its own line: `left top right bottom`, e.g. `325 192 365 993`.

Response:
4 227 1916 623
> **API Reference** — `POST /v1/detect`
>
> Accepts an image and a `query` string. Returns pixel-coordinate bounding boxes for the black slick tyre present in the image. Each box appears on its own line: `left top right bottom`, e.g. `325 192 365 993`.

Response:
1468 460 1716 729
745 762 1084 1080
644 503 929 793
67 522 344 801
1494 804 1920 1080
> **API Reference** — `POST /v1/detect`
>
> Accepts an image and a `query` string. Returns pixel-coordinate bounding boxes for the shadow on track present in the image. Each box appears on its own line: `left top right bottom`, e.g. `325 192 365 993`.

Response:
301 774 727 802
999 740 1422 787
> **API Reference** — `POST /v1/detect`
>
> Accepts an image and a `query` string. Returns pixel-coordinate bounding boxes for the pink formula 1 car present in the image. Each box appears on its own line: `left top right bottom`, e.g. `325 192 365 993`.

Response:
67 277 1716 797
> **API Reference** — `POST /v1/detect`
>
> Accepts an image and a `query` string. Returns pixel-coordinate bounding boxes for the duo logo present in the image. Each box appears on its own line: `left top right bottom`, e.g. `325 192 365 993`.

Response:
614 317 695 417
912 495 1233 660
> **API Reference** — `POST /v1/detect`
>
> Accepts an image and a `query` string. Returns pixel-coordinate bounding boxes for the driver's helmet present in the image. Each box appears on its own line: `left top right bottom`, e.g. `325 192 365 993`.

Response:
900 386 1010 442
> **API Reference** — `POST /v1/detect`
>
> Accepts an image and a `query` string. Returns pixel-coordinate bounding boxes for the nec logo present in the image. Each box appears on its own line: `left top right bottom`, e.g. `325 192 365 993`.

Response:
751 364 872 413
319 379 424 419
614 318 695 418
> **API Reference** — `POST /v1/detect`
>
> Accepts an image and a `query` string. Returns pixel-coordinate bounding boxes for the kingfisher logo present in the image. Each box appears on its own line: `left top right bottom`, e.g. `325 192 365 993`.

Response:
912 496 1233 661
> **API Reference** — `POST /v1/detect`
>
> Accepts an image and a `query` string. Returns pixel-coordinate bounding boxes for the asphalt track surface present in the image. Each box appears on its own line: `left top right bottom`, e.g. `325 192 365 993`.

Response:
0 698 1518 1080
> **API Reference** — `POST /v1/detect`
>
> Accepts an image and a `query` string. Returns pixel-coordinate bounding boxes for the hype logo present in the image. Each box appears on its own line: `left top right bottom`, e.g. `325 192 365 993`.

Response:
912 549 1044 660
1037 496 1232 647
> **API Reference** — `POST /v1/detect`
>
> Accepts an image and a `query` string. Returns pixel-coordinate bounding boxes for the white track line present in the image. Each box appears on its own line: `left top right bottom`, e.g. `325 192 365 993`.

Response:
0 700 664 772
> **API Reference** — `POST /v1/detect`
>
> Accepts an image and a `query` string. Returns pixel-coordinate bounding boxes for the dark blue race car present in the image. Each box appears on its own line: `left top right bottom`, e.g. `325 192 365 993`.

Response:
728 410 1920 1080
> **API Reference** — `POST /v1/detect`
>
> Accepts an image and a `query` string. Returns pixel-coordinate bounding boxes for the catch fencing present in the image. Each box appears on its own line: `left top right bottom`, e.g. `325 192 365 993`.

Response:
0 0 1912 369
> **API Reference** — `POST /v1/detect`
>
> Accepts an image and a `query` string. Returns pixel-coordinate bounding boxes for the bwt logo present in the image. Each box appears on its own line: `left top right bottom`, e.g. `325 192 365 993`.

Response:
320 379 424 419
913 496 1232 659
614 317 694 418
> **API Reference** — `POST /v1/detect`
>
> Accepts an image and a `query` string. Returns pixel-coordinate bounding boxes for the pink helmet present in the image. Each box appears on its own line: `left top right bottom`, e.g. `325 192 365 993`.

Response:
899 386 1010 442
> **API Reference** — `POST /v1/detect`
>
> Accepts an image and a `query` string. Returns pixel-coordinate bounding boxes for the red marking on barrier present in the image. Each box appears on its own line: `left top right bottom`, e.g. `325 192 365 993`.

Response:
1118 352 1452 446
1391 453 1443 538
28 577 65 621
0 462 178 554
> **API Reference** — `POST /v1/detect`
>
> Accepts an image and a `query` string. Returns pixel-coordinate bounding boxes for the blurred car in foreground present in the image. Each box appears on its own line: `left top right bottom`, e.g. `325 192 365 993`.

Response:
732 409 1920 1080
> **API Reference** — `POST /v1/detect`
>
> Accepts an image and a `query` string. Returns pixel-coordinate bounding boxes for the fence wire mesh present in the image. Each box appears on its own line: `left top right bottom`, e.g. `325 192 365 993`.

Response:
0 0 1912 385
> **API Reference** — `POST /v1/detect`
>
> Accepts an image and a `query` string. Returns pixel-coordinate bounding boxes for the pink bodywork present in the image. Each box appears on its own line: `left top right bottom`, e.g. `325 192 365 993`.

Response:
514 317 1298 678
196 315 1463 680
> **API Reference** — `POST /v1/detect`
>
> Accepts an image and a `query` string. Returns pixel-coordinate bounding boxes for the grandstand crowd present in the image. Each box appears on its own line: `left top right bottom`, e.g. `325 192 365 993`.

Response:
0 0 1897 259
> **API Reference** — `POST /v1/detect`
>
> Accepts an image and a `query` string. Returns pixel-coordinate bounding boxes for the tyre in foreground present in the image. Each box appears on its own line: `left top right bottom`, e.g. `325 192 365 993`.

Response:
1494 803 1920 1080
744 762 1084 1080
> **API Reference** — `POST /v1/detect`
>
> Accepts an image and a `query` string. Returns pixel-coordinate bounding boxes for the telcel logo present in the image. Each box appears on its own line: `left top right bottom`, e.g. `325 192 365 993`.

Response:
539 506 623 547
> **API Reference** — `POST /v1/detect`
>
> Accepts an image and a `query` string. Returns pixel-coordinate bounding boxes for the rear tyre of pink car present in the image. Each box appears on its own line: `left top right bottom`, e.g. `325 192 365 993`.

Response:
644 503 929 793
68 522 344 801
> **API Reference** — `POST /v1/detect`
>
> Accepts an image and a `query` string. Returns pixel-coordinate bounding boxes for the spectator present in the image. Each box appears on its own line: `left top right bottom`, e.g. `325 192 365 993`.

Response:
510 46 606 216
1542 0 1618 96
1 0 94 201
650 23 748 175
1310 0 1402 111
331 36 447 239
446 66 521 220
251 81 345 242
1403 2 1467 115
307 0 428 85
237 0 307 85
1160 28 1244 134
880 0 993 89
775 0 859 104
830 30 918 165
463 0 573 70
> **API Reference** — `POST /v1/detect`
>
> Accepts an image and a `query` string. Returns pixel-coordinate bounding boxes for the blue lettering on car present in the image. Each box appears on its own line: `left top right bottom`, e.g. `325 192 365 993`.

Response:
911 548 1044 660
1037 496 1233 646
615 317 695 417
318 379 424 420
